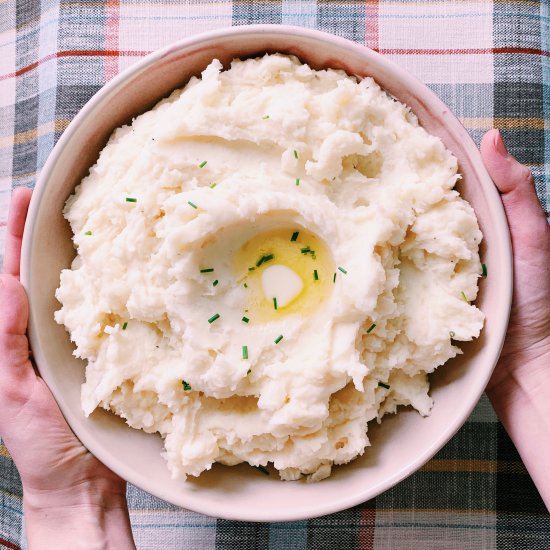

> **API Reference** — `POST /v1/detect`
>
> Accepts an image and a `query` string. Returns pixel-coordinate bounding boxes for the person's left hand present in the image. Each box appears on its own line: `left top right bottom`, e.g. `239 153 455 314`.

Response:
0 188 135 549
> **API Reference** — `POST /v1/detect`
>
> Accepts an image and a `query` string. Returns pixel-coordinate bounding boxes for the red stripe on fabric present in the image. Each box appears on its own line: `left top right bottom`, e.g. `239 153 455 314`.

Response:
105 0 120 81
3 46 550 82
365 1 379 51
0 537 21 550
374 47 550 57
359 499 376 549
0 50 149 81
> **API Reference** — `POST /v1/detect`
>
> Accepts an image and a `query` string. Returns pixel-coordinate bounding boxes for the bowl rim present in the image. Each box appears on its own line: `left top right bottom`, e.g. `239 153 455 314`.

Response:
20 23 512 521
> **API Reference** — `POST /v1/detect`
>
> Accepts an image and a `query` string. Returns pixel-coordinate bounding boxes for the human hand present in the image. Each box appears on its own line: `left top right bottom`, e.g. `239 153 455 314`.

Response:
480 129 550 509
480 130 550 396
0 188 135 549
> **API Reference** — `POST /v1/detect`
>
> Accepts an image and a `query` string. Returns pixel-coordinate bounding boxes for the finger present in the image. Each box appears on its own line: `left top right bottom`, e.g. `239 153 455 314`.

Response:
3 187 32 278
480 129 549 244
0 274 33 382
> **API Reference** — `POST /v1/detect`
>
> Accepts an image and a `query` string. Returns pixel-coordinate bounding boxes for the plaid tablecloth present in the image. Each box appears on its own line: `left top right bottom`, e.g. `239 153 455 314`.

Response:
1 1 549 549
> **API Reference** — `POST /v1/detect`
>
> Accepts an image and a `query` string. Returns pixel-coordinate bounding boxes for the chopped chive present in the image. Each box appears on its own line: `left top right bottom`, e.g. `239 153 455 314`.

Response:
274 335 283 344
294 149 298 159
378 382 390 390
247 368 252 375
313 269 319 281
366 323 376 333
208 313 220 324
461 291 469 303
256 254 274 267
182 380 192 391
210 182 217 189
301 246 311 254
248 267 255 271
295 177 300 186
200 268 214 273
213 280 219 287
338 266 348 274
333 272 337 283
242 316 250 323
199 160 207 168
84 230 92 235
291 231 299 242
244 283 248 288
188 201 198 209
481 263 487 277
450 331 456 338
122 322 128 330
273 297 278 310
254 465 270 476
262 115 270 120
242 345 248 360
125 197 137 203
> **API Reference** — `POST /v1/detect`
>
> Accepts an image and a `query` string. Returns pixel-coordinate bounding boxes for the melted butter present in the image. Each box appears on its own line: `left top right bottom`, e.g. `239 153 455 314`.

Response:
261 264 303 308
233 227 335 322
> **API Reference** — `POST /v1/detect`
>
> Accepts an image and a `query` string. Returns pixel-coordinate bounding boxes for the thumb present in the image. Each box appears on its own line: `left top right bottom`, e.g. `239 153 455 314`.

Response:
480 129 549 248
0 274 33 382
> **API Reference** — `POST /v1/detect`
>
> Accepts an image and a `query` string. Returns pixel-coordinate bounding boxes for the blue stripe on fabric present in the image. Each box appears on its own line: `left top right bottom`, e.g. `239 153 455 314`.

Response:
269 521 307 550
281 1 317 29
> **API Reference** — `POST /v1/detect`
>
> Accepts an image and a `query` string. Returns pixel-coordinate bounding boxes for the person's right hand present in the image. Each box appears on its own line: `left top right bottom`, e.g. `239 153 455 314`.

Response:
481 129 550 509
481 130 550 392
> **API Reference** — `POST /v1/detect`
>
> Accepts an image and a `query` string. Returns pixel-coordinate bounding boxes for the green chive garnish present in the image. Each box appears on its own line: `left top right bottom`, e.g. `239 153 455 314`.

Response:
208 313 220 324
122 322 128 330
450 331 456 338
84 230 92 235
188 201 198 209
242 345 248 360
182 380 192 391
295 178 300 186
200 268 214 273
301 246 311 254
481 263 487 277
248 267 255 271
378 382 390 390
461 291 469 303
366 323 376 333
199 160 207 168
210 182 217 189
313 269 319 281
338 266 348 274
291 231 299 242
256 254 274 267
213 280 219 287
125 197 137 203
274 335 283 344
244 283 248 288
254 465 270 476
242 316 250 323
333 272 336 283
273 297 278 310
262 115 270 120
247 368 251 375
294 149 298 159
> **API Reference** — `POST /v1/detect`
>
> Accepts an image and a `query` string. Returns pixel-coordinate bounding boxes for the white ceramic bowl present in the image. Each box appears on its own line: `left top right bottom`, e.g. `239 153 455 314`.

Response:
21 25 512 522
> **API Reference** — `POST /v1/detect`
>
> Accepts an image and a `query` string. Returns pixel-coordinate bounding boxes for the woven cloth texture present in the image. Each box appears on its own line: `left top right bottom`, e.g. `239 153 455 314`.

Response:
1 1 549 549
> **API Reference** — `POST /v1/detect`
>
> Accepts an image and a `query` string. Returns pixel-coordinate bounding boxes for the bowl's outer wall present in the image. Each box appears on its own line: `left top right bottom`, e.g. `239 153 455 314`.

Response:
21 25 512 522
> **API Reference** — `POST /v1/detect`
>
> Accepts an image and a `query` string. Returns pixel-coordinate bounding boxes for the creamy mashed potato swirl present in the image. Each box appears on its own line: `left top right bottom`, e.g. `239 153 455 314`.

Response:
55 54 484 482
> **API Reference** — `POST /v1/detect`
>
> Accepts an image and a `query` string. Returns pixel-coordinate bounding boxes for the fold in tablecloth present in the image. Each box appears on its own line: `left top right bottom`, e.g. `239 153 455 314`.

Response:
1 2 549 549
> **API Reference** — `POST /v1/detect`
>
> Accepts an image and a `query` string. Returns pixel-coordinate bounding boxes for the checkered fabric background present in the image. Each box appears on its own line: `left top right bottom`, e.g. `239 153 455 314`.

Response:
1 1 549 549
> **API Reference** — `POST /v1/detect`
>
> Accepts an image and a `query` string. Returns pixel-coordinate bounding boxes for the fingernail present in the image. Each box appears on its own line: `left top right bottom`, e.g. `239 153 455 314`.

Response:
494 129 510 158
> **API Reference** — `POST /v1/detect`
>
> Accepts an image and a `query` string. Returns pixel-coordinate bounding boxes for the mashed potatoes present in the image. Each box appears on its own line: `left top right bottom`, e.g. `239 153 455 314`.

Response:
55 54 484 482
